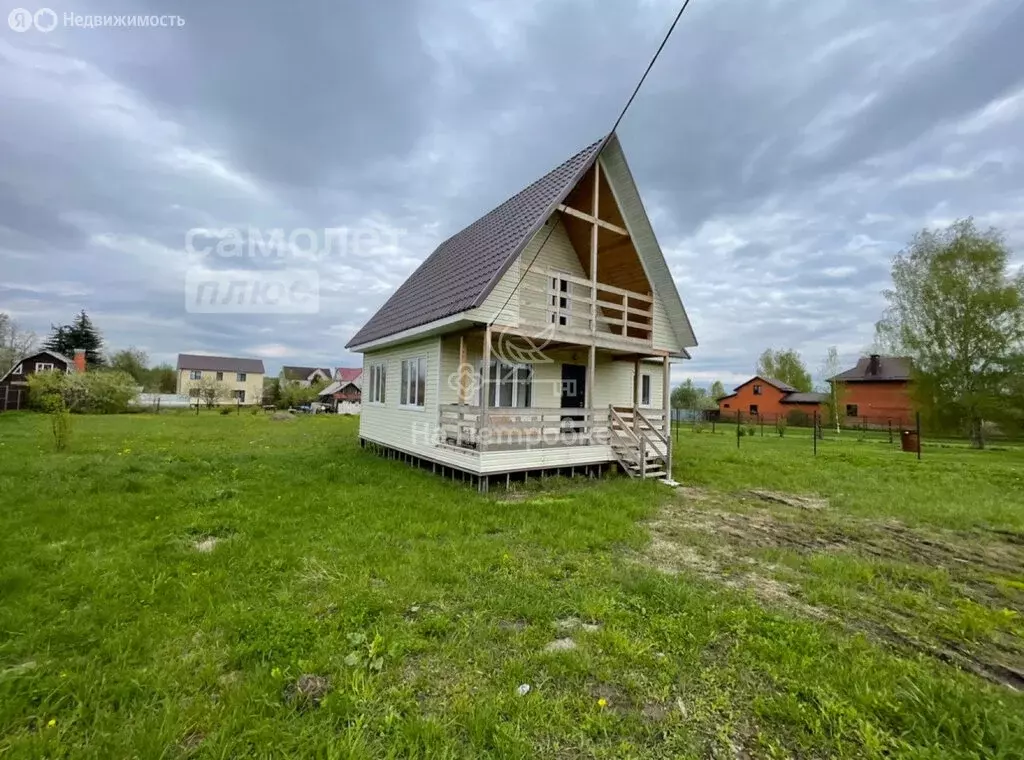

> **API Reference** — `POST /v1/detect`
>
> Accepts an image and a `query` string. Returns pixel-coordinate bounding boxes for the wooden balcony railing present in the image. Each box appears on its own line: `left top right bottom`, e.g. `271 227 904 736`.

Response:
519 270 653 343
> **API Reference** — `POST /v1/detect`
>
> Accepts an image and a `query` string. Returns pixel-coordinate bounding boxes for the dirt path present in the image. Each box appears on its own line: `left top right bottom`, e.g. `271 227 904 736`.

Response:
640 487 1024 690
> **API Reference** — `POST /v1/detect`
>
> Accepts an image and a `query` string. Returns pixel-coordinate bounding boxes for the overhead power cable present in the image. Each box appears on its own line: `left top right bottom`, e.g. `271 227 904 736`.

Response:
488 0 696 329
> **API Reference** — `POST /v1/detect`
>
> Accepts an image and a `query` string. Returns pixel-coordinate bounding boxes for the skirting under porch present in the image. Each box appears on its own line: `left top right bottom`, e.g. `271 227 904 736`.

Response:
359 435 618 492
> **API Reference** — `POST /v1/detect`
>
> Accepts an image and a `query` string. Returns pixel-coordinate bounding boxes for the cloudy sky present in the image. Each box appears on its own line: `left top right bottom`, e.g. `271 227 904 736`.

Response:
2 0 1023 387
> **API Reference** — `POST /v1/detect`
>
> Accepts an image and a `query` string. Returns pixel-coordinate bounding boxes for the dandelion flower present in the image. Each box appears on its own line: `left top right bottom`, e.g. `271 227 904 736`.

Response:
47 718 56 727
597 698 608 708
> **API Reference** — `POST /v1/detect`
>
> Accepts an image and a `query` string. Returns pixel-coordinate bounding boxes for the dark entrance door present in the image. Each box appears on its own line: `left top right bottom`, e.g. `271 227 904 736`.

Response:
561 363 587 431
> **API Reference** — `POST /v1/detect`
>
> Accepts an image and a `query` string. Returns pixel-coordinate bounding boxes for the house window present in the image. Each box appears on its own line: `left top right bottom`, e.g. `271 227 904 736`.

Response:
753 384 762 396
479 361 533 408
400 357 427 408
190 370 202 380
549 275 571 327
368 362 387 404
723 403 731 409
216 371 224 381
236 372 247 382
749 404 759 416
641 374 652 406
846 404 859 417
233 390 246 402
35 362 55 372
11 364 22 375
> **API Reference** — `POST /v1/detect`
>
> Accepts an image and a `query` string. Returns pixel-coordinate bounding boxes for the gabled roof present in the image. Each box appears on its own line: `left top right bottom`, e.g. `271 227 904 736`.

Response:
729 375 798 394
176 354 265 373
0 349 75 384
281 366 331 381
335 367 362 383
831 356 912 382
319 378 361 396
346 137 607 348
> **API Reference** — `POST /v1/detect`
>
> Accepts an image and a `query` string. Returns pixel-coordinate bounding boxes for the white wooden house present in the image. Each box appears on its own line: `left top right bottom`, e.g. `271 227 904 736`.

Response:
346 133 697 489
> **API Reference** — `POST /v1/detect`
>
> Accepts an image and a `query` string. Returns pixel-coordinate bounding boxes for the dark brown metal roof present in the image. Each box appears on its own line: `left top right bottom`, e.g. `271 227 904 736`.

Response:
346 137 606 348
176 354 265 374
281 366 331 381
831 356 913 382
781 391 828 404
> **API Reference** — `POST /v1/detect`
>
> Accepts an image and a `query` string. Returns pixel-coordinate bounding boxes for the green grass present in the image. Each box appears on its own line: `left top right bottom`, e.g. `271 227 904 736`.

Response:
0 412 1021 758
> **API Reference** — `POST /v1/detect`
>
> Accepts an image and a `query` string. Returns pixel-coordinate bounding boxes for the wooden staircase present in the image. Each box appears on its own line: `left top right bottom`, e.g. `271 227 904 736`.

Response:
608 405 671 480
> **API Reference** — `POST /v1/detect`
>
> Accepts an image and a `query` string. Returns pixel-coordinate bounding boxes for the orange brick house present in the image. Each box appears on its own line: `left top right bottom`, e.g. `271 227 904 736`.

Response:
717 376 825 420
830 355 914 424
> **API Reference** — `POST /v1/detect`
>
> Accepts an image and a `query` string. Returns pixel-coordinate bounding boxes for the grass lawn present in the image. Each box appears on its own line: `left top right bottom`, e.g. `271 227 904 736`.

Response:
0 412 1021 758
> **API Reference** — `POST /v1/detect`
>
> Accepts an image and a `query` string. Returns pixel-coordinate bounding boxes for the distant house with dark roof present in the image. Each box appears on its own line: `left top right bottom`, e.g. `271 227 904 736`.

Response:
0 349 86 411
830 354 914 422
346 132 698 487
717 376 826 419
280 366 332 387
176 354 266 405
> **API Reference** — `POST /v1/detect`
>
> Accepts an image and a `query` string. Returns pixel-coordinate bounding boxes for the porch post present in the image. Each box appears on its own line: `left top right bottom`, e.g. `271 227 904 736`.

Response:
587 343 596 444
480 325 491 451
633 357 641 432
663 356 673 479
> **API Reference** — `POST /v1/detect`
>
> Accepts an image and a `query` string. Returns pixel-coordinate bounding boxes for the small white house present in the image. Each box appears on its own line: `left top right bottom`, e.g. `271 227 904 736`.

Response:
346 133 697 489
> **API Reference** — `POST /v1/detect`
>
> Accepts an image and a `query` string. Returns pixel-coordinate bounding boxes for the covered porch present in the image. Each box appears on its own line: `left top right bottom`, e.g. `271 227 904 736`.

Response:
435 324 673 478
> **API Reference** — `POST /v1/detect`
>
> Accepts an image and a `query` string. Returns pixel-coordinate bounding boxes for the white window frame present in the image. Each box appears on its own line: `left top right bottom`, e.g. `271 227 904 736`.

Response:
475 360 533 408
233 390 246 403
367 362 387 405
236 372 247 382
216 371 224 382
400 357 427 409
11 364 22 375
641 374 652 406
189 370 202 380
548 274 572 327
35 362 55 372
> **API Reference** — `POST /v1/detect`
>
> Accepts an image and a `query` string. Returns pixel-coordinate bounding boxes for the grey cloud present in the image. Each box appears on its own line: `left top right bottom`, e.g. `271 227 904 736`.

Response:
0 0 1022 381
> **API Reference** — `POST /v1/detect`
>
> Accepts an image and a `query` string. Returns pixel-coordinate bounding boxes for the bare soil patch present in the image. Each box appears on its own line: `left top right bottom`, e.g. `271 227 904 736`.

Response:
642 489 1024 689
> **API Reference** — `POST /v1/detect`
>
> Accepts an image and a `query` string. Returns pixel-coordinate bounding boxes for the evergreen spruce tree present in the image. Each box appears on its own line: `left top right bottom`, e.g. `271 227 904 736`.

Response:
43 310 105 367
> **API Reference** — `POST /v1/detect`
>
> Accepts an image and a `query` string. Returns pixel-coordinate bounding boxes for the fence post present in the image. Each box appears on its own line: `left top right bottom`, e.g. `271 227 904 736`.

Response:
760 415 764 437
916 412 922 460
712 417 716 434
888 418 892 446
813 411 818 456
736 410 741 449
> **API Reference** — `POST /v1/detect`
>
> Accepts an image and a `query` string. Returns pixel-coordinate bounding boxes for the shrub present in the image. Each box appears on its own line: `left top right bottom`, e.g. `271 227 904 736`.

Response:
28 369 139 414
220 407 232 416
776 416 788 437
43 396 72 451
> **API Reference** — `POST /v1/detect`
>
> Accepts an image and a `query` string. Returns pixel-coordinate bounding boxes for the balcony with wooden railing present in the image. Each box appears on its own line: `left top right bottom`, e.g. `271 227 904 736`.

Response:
518 270 654 349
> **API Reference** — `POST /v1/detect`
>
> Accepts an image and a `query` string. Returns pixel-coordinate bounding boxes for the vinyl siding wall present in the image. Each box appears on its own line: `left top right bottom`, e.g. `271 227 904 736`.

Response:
176 370 264 404
359 337 443 457
437 335 664 412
